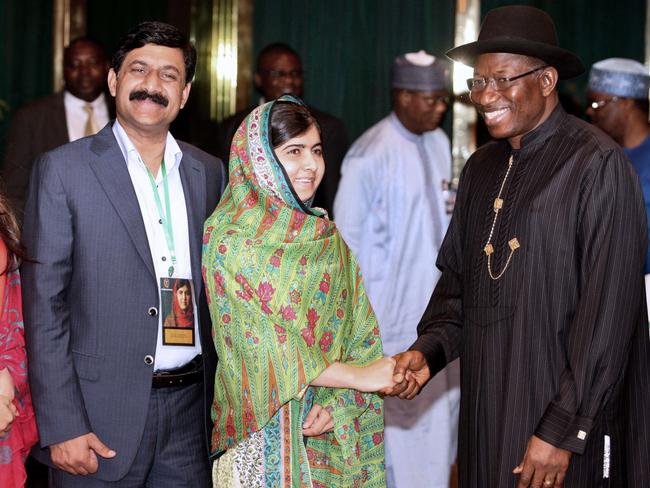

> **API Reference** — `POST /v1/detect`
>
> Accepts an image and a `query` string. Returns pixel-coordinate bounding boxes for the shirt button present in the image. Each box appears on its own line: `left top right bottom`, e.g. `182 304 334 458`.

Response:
148 307 158 317
144 355 154 365
162 256 166 261
158 219 162 224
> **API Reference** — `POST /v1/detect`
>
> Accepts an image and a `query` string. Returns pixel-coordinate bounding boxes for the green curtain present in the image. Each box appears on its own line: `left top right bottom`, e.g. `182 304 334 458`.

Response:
0 0 53 169
480 0 646 113
253 0 456 141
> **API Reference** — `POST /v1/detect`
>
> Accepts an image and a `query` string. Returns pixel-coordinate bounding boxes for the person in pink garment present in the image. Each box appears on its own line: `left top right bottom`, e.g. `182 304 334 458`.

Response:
0 187 38 487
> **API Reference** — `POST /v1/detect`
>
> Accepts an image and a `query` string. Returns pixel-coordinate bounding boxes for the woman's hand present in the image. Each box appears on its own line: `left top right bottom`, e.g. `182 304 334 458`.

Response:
0 368 17 434
353 356 397 392
302 403 334 437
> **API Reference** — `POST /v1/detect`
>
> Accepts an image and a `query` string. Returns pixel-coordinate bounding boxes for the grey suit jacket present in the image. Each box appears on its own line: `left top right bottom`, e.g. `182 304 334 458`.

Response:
21 123 226 481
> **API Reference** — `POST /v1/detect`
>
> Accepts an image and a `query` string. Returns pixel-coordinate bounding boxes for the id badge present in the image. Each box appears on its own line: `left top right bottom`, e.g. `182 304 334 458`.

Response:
160 277 196 346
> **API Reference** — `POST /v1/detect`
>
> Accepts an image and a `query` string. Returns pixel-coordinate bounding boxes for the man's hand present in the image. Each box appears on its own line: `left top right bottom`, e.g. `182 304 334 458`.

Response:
50 433 116 475
379 351 431 399
302 403 334 437
513 435 571 488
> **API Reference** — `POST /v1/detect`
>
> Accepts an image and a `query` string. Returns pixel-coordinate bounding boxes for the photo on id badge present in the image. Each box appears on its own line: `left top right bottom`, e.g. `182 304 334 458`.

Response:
160 277 195 346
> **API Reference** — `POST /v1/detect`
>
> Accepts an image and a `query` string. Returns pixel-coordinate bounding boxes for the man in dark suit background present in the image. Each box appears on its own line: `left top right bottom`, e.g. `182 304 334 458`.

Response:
2 37 113 218
217 43 349 215
22 21 225 487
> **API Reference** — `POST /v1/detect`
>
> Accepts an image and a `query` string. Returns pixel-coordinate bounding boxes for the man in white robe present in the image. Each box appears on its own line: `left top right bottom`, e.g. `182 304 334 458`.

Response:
334 51 460 488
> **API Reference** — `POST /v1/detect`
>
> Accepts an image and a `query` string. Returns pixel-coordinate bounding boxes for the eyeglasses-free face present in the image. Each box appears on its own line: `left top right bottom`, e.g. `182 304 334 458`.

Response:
466 65 549 93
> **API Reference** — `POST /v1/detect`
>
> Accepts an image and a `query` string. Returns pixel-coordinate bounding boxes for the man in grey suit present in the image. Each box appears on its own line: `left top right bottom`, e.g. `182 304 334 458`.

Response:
22 21 226 487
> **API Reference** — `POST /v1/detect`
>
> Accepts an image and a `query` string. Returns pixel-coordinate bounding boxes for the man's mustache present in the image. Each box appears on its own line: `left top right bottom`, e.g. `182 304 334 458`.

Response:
129 90 169 107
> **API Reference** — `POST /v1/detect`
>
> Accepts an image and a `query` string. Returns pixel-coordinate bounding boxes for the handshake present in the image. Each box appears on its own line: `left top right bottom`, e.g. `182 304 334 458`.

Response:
380 350 432 399
358 350 432 399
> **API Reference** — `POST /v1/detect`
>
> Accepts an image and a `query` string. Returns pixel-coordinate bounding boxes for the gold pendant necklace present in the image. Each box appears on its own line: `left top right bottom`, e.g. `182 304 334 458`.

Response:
483 155 520 280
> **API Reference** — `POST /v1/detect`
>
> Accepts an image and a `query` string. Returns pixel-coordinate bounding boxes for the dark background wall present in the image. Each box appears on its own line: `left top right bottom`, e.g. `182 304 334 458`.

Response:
86 0 169 52
0 0 53 167
0 0 647 167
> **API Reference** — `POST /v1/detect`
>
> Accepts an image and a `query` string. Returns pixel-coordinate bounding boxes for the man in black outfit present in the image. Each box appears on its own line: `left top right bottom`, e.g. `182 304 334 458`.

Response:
384 5 650 487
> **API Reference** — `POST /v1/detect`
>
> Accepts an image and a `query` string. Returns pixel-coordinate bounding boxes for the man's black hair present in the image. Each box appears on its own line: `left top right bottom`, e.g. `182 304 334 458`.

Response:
64 36 108 64
112 21 196 83
256 43 301 72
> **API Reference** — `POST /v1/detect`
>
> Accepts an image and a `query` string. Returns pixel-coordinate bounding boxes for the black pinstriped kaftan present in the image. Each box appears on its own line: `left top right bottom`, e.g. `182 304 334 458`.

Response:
411 105 650 487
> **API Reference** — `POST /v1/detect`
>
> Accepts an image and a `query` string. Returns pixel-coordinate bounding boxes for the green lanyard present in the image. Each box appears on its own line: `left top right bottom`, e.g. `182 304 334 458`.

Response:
146 158 176 277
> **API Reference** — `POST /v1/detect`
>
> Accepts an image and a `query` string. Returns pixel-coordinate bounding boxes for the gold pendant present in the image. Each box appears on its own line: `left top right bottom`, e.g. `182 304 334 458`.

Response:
494 198 503 211
483 243 494 256
508 238 520 251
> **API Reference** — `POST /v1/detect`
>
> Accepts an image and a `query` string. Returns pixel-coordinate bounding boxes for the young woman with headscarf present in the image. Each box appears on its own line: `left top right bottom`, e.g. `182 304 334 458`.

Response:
203 95 391 487
164 279 194 328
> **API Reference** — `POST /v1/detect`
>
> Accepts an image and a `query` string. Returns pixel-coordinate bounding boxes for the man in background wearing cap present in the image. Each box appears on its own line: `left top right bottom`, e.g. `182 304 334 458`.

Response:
334 51 460 488
587 58 650 300
385 6 650 487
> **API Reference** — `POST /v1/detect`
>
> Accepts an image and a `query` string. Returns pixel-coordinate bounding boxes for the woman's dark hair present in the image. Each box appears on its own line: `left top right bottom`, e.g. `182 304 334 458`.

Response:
270 102 320 148
0 190 28 275
112 21 197 83
174 279 192 293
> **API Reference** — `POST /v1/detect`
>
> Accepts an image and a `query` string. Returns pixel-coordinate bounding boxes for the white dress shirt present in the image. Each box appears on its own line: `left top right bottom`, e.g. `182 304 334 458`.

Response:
113 120 201 370
64 91 110 142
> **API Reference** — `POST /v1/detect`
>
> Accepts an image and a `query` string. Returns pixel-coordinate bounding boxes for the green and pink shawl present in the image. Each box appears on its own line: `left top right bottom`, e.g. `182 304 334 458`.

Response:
202 96 385 486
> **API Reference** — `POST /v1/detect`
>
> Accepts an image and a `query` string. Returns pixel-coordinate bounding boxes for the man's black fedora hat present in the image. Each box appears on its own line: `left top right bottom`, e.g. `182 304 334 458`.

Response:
447 5 584 79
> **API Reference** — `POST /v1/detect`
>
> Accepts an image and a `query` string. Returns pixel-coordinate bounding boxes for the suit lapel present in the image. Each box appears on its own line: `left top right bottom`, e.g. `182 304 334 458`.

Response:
89 125 156 279
179 153 206 297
